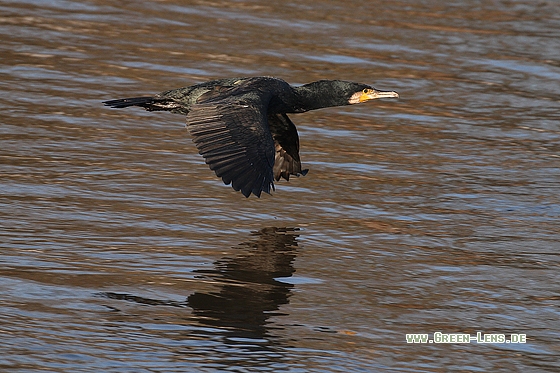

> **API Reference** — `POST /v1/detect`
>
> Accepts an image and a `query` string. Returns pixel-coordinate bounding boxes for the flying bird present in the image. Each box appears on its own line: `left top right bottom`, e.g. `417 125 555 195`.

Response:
103 77 399 197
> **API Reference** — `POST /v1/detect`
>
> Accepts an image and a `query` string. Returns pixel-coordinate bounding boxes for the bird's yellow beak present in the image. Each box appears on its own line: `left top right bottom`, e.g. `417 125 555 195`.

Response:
350 88 399 104
361 88 399 102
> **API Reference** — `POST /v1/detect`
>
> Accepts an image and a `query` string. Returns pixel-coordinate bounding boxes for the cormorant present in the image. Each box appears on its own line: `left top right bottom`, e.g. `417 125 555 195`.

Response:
103 77 399 197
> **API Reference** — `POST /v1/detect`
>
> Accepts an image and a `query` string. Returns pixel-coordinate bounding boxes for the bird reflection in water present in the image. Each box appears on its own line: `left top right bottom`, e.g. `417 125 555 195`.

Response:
188 226 299 341
101 227 299 345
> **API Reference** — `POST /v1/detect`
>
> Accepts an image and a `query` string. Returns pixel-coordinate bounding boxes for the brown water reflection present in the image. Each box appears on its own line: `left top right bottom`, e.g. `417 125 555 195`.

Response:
2 0 560 372
96 227 299 371
101 227 298 341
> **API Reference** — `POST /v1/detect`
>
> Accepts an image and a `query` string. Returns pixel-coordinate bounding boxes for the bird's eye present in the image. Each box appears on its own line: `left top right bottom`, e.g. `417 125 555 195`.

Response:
363 88 371 94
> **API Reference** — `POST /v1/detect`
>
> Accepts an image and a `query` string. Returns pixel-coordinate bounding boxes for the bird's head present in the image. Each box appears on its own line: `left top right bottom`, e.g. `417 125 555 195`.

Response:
346 84 400 104
294 80 398 110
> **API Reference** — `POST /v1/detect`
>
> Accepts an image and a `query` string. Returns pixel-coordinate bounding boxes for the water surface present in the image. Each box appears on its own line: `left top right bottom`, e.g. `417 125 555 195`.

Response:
1 0 560 371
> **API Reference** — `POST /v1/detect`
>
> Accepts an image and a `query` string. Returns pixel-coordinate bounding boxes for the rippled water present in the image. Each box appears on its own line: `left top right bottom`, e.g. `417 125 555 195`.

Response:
2 0 560 372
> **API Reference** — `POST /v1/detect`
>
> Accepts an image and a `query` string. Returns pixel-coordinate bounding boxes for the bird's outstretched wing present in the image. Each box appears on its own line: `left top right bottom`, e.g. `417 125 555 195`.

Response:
268 113 309 182
186 95 275 198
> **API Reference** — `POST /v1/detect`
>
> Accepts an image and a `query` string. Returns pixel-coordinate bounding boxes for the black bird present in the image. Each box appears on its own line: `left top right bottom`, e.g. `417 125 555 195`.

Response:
103 77 399 197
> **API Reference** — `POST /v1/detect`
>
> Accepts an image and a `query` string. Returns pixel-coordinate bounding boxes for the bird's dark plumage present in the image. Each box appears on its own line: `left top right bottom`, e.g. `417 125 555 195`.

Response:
103 77 398 197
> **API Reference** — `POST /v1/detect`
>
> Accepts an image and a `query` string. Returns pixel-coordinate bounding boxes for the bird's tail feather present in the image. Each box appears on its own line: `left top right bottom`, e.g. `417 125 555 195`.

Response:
103 96 155 109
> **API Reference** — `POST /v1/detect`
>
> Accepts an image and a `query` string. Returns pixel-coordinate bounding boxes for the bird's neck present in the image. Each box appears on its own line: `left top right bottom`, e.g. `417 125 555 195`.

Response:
292 83 346 112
